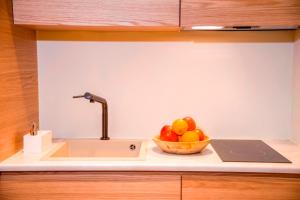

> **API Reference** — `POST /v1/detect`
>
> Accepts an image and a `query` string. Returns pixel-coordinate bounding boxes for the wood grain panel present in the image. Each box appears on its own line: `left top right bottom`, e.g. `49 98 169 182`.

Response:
181 0 300 27
36 30 295 42
182 174 300 200
0 172 181 200
12 0 179 30
0 0 38 161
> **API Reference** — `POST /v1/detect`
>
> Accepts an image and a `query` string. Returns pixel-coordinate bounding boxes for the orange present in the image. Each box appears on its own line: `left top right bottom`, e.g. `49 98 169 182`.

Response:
180 131 199 142
194 129 205 141
172 119 188 135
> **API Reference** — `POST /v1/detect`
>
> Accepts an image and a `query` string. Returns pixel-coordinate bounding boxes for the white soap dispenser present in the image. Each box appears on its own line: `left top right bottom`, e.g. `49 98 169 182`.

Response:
23 122 52 154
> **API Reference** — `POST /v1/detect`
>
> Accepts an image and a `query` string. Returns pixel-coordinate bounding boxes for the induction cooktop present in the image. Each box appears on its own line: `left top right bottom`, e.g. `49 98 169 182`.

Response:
211 139 291 163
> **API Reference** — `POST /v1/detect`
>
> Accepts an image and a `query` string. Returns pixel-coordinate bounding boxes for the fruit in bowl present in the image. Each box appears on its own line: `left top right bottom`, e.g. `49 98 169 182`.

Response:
153 117 210 154
160 125 178 142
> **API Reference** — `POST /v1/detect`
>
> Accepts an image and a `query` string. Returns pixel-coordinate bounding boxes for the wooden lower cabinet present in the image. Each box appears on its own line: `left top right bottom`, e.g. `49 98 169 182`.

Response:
0 172 181 200
182 173 300 200
1 172 300 200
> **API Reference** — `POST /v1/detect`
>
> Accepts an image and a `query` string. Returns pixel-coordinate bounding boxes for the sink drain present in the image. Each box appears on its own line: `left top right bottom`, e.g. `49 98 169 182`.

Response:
129 144 136 151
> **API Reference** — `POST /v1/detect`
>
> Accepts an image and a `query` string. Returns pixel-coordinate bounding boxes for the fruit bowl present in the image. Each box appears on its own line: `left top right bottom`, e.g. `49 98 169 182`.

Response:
153 135 211 155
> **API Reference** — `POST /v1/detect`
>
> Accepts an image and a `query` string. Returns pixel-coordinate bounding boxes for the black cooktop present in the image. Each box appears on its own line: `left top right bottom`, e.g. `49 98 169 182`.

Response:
211 139 291 163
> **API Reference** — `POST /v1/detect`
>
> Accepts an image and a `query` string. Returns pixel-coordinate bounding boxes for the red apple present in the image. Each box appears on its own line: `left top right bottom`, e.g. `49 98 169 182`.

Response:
183 117 196 131
160 125 178 142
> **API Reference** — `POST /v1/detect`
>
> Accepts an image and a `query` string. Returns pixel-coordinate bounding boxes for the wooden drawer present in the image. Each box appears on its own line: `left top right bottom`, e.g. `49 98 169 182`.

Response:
0 172 181 200
182 173 300 200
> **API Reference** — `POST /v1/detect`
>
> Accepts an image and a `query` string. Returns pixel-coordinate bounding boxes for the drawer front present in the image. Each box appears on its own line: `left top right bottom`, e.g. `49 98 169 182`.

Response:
0 172 181 200
182 174 300 200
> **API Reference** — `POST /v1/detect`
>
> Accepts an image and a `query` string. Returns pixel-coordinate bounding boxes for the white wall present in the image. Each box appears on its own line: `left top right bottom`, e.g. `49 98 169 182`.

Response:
292 30 300 144
38 37 294 140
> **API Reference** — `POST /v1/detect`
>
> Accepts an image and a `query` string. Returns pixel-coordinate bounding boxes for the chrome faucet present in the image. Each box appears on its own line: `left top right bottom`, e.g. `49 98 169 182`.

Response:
73 92 110 140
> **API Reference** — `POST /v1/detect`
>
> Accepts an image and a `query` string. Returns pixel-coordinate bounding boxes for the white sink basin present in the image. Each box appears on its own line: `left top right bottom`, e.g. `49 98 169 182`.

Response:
43 139 147 161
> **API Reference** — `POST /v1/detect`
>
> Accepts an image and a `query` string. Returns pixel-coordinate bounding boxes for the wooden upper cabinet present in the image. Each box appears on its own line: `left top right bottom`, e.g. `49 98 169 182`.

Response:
12 0 179 30
181 0 300 28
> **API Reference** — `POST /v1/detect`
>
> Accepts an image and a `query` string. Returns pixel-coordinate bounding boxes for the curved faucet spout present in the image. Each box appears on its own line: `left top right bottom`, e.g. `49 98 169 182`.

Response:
73 92 109 140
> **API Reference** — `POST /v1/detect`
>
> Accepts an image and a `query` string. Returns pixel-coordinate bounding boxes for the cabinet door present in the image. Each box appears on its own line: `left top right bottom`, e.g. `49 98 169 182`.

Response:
12 0 179 30
181 0 300 28
0 172 181 200
182 174 300 200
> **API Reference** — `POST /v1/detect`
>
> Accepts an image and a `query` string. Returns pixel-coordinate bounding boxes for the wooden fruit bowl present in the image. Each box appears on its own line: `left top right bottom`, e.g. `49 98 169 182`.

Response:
153 135 211 155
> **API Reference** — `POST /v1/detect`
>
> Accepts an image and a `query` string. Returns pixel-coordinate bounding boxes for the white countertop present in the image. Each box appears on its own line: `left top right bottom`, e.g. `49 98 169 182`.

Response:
1 140 300 174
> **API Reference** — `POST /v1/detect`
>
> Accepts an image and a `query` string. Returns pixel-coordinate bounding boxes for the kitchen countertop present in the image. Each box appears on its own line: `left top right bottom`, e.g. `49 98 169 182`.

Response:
0 139 300 174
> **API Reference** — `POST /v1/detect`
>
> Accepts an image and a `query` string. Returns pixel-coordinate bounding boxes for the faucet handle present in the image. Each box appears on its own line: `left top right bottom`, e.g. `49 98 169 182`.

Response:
73 93 95 103
73 95 85 98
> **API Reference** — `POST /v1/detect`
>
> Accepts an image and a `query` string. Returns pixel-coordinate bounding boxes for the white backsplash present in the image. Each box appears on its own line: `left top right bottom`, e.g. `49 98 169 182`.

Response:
38 40 293 140
292 31 300 144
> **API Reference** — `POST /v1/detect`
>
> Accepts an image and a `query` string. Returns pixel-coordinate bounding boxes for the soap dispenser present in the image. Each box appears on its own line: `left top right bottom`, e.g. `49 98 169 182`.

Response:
23 122 52 154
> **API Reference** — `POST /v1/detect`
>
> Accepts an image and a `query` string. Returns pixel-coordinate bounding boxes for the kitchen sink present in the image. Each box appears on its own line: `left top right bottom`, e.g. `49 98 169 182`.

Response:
42 139 147 161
